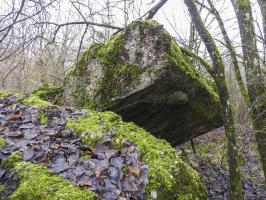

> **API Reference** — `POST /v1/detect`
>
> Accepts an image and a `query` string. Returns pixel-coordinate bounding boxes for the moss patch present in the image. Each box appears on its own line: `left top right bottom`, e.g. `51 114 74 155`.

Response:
67 111 207 199
21 96 52 107
65 20 168 109
166 40 220 119
65 20 220 118
32 83 63 104
0 184 5 192
1 91 52 108
67 40 143 109
237 0 249 9
0 90 11 98
37 110 48 125
1 152 96 200
0 137 6 147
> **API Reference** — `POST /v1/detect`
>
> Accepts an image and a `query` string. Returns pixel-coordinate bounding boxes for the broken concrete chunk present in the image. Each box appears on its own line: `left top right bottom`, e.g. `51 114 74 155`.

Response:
64 20 222 145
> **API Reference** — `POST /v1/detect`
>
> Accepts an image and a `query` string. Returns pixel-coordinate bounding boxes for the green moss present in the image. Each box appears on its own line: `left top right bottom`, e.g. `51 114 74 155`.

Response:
189 136 228 169
66 20 165 109
38 110 48 125
66 20 220 122
96 64 144 107
80 151 91 160
68 111 207 199
0 90 11 98
0 137 6 147
0 184 5 193
22 96 52 107
237 0 249 9
1 152 96 200
1 152 23 169
166 40 220 119
66 44 104 79
1 91 52 108
67 112 121 146
32 83 63 104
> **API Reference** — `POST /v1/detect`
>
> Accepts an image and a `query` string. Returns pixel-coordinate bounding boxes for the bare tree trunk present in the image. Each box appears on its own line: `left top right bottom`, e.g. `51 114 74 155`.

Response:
145 0 168 19
0 0 26 43
258 0 266 43
231 0 266 181
258 0 266 63
123 0 128 26
205 0 251 111
184 0 243 199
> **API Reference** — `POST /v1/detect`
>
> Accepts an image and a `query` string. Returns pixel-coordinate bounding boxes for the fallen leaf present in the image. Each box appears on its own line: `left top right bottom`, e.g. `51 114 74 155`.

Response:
77 178 92 187
23 147 35 161
7 131 24 138
128 166 141 177
9 114 22 121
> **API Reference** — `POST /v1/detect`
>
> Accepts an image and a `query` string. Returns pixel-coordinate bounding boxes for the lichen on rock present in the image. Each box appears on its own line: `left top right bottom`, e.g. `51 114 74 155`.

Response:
64 20 222 145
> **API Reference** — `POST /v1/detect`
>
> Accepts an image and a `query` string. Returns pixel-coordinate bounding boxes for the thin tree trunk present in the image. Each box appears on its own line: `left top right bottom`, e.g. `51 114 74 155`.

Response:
231 0 266 181
145 0 168 19
184 0 243 199
205 0 251 112
258 0 266 43
258 0 266 63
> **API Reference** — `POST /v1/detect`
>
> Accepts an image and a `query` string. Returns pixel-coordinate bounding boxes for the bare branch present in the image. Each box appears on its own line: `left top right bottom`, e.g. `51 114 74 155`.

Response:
140 0 168 19
0 0 26 43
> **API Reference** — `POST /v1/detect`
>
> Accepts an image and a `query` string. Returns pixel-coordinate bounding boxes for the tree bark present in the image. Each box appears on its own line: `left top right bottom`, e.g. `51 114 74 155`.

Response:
145 0 168 19
184 0 244 199
258 0 266 63
258 0 266 43
0 0 26 43
231 0 266 181
205 0 251 110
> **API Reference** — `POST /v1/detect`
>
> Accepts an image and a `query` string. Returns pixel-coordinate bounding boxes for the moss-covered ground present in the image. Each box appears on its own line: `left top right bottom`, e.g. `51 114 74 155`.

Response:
0 137 6 147
1 152 96 200
32 83 63 104
21 96 52 107
67 111 207 199
0 184 5 193
0 93 207 199
0 90 52 107
0 90 11 98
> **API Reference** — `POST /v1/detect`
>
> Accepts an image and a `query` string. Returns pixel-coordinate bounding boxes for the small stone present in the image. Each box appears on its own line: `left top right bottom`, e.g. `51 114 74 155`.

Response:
151 190 157 199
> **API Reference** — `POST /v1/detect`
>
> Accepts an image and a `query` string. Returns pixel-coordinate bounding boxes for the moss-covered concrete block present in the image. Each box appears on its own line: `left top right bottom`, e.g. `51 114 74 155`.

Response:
64 20 222 145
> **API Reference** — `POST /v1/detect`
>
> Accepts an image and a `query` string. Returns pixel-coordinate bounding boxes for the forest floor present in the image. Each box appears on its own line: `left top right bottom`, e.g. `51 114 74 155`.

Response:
176 125 266 199
0 95 147 199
